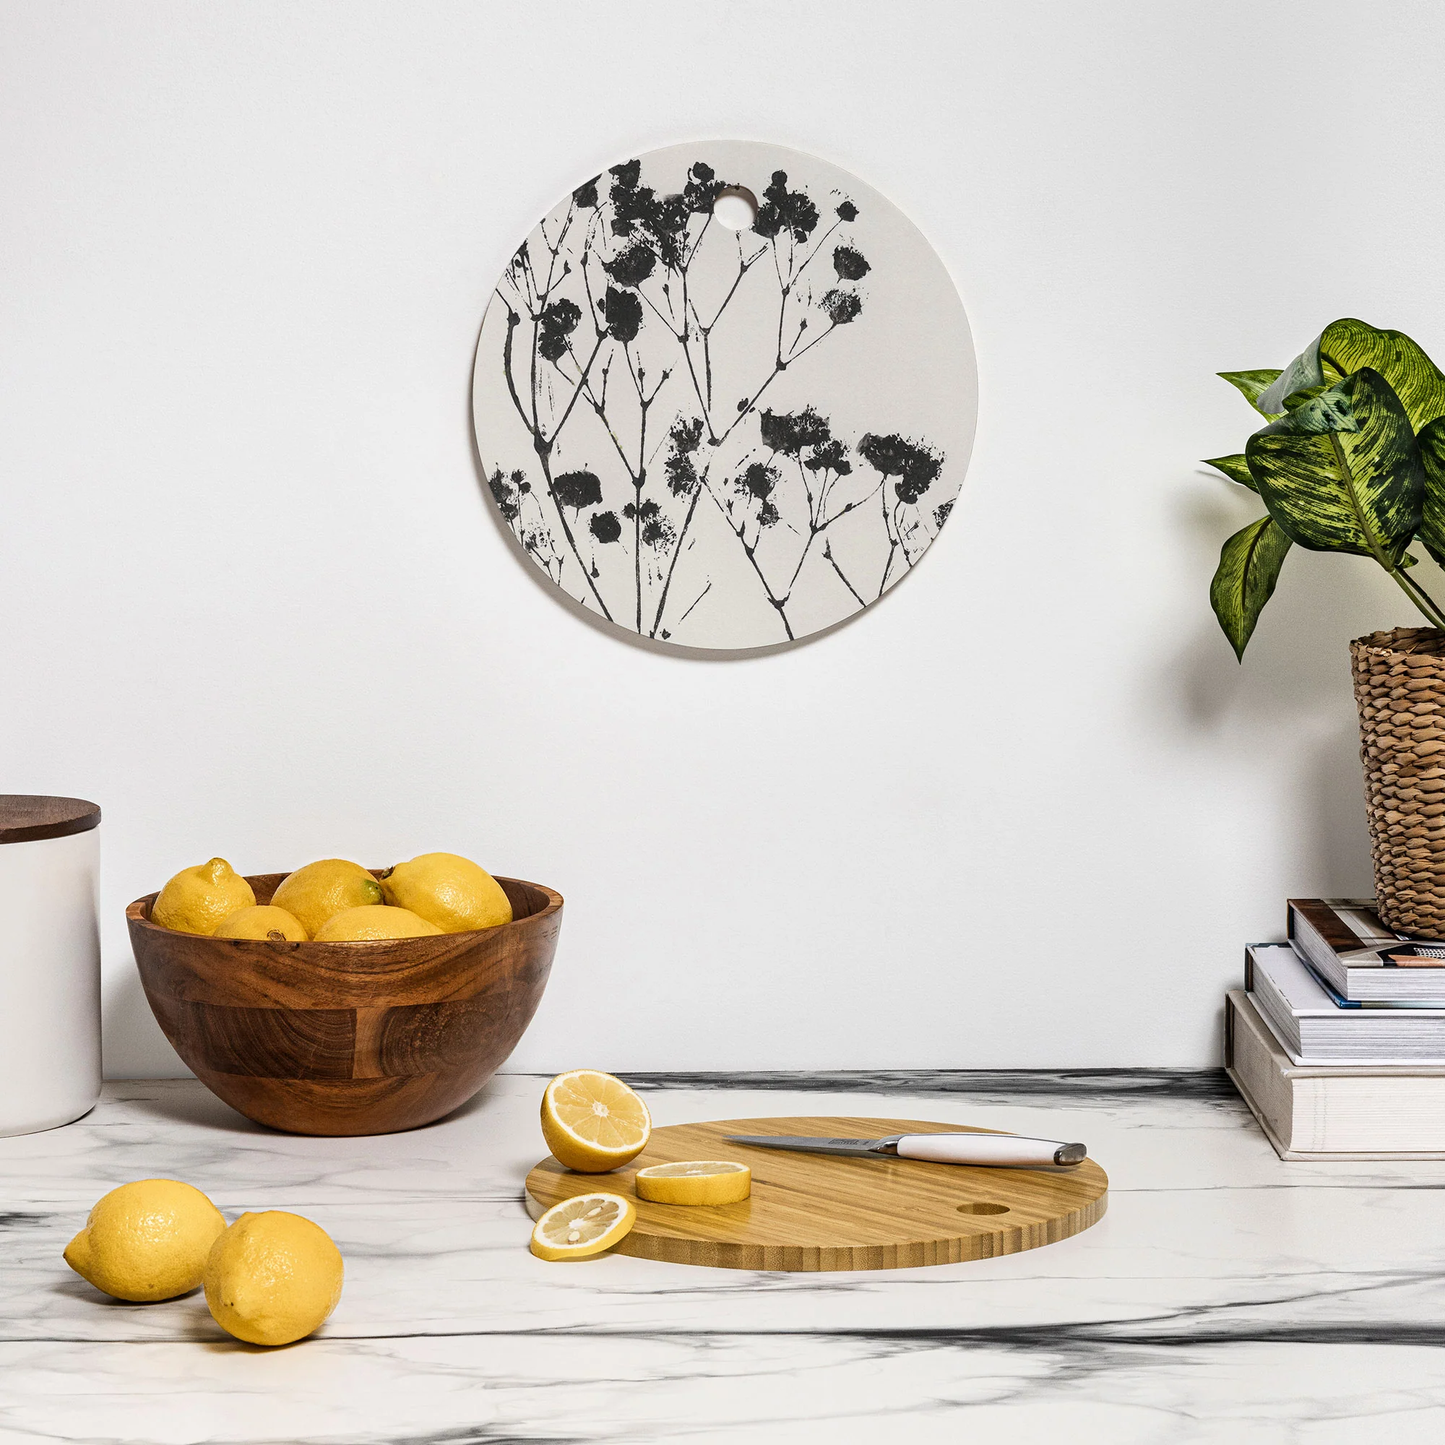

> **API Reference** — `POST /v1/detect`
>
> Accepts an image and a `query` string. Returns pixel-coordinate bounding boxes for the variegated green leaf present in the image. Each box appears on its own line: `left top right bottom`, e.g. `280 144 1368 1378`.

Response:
1258 319 1445 428
1202 454 1257 490
1246 368 1423 564
1415 415 1445 566
1219 370 1284 418
1256 342 1327 415
1211 515 1292 660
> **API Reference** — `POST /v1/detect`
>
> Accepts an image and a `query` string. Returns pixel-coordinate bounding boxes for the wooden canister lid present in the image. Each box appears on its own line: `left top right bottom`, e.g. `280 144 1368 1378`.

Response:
0 796 102 845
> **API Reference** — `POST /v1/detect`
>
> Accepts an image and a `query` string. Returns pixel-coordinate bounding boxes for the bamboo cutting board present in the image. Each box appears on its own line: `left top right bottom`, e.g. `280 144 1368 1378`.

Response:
524 1116 1108 1271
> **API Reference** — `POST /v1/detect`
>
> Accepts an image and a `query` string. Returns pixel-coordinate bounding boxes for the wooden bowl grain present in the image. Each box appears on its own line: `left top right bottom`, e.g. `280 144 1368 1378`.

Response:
127 873 562 1136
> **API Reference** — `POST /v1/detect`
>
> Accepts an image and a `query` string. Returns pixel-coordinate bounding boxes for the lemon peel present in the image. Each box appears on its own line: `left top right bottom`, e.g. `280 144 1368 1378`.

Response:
151 859 255 935
529 1192 636 1261
634 1160 752 1205
380 853 512 934
541 1070 652 1173
204 1210 344 1346
64 1179 226 1301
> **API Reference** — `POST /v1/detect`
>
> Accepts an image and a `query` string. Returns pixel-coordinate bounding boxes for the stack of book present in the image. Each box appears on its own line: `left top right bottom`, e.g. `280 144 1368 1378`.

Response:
1227 899 1445 1159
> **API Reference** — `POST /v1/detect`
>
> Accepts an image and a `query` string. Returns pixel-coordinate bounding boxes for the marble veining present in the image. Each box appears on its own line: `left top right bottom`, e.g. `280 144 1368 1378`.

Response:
620 1068 1243 1100
4 1072 1445 1442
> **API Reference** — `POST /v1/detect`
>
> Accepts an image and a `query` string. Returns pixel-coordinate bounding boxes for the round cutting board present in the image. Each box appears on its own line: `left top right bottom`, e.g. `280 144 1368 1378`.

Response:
473 140 977 651
525 1116 1108 1271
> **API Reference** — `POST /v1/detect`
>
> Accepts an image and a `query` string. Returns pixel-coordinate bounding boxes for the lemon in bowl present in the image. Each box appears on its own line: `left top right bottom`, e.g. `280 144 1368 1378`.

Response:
380 853 513 933
313 905 442 941
213 905 308 941
151 860 255 935
270 859 384 938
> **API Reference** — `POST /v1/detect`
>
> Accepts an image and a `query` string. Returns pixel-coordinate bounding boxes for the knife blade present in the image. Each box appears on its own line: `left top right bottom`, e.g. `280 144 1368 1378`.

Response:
723 1133 1088 1168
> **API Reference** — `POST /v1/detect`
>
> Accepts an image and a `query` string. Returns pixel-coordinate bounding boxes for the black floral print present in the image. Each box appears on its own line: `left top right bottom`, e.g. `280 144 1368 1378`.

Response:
483 152 952 642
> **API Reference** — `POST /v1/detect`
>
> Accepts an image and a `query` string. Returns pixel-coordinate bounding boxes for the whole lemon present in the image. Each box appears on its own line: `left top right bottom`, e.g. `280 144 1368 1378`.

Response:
380 852 512 933
270 859 383 937
63 1179 226 1301
204 1210 343 1346
313 905 442 941
213 905 308 942
151 859 256 935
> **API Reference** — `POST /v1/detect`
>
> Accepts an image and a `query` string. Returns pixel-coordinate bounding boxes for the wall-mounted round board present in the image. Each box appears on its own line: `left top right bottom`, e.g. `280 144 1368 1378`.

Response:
472 140 976 651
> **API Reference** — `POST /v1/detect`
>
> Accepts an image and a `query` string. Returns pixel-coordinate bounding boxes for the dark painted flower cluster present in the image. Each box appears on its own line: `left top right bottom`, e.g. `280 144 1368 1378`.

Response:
486 156 951 642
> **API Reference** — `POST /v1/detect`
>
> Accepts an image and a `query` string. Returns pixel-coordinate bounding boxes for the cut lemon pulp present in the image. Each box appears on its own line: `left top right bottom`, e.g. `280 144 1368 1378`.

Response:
541 1070 652 1173
529 1192 636 1261
634 1160 752 1206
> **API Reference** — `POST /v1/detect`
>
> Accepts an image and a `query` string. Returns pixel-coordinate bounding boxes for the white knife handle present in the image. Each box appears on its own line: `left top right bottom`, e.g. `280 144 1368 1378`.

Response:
895 1134 1084 1168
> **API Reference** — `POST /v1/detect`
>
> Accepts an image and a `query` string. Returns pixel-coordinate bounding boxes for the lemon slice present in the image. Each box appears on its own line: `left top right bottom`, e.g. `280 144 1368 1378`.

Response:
529 1192 636 1261
541 1070 652 1173
634 1160 752 1206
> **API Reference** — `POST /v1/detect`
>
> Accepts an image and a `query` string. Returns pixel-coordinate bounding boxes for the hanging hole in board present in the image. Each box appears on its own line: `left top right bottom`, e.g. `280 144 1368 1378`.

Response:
957 1202 1010 1216
712 186 758 232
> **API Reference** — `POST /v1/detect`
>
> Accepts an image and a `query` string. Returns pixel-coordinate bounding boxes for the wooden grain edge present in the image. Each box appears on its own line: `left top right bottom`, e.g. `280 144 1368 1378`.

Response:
522 1172 1109 1272
190 1066 477 1136
352 1007 388 1080
0 796 101 845
599 1190 1108 1272
144 991 532 1083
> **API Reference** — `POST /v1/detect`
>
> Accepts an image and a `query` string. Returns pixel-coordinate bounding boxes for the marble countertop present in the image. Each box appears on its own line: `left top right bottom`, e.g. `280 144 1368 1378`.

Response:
3 1071 1444 1443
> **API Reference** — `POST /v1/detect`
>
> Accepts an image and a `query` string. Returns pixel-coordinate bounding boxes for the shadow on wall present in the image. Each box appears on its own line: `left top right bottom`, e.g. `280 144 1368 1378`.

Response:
103 963 188 1079
1166 476 1420 895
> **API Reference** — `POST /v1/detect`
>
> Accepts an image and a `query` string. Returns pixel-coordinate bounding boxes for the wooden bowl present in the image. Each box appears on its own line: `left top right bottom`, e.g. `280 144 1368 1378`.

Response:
127 873 562 1136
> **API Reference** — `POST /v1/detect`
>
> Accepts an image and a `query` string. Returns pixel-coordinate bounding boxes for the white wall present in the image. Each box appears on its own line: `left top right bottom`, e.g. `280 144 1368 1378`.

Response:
4 0 1444 1076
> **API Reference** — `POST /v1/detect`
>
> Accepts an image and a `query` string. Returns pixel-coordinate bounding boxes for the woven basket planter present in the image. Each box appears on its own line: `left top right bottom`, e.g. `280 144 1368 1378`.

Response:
1351 626 1445 936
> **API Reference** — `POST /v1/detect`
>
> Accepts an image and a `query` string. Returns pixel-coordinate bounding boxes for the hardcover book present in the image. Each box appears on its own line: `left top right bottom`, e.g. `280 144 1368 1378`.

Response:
1288 898 1445 1003
1246 943 1445 1063
1226 991 1445 1158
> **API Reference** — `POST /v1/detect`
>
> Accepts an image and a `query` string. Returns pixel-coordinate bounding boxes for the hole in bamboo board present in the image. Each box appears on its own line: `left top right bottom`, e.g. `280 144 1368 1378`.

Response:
957 1201 1010 1216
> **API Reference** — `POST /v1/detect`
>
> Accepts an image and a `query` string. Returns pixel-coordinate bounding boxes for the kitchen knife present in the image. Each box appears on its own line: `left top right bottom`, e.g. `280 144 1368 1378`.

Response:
723 1132 1088 1168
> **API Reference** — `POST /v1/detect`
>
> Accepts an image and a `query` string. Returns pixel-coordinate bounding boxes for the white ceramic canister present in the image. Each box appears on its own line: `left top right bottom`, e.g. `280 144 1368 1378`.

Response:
0 796 102 1135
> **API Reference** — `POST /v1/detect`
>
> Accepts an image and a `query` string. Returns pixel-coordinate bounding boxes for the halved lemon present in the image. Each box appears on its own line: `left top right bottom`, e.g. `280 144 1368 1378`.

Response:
634 1160 752 1206
529 1192 636 1261
541 1070 652 1173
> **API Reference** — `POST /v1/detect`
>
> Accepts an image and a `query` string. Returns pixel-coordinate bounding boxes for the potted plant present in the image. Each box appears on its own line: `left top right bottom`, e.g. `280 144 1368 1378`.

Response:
1206 318 1445 936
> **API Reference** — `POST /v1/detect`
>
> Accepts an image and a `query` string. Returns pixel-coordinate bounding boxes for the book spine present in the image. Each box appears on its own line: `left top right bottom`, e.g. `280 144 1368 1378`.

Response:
1247 947 1305 1056
1288 899 1367 954
1229 992 1445 1153
1286 901 1349 996
1227 994 1299 1152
